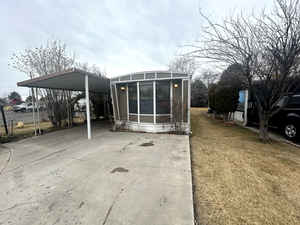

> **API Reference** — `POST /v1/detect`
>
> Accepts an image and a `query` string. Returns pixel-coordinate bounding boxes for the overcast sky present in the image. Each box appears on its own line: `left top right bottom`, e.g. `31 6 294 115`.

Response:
0 0 272 98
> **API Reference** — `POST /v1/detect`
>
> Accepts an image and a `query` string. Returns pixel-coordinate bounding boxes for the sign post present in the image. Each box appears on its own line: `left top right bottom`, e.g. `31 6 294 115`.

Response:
0 99 8 135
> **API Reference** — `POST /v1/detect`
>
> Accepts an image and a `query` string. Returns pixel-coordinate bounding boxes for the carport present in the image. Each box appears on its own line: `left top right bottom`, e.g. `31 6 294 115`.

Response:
17 68 110 139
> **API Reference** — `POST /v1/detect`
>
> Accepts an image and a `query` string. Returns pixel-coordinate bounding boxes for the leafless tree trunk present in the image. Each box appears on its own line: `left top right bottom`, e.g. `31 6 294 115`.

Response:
74 62 104 76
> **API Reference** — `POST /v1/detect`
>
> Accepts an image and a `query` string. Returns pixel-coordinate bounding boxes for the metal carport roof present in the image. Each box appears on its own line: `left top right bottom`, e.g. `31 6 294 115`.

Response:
17 68 110 93
17 68 110 140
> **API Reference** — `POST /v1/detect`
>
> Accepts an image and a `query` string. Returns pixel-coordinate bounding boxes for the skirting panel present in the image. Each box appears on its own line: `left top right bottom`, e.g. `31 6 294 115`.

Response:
114 121 189 134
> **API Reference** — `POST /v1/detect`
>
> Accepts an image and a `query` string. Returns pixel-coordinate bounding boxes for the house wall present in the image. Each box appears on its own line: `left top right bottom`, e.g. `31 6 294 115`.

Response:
140 115 154 123
110 71 191 134
111 84 119 120
183 80 189 123
172 79 182 100
116 83 128 120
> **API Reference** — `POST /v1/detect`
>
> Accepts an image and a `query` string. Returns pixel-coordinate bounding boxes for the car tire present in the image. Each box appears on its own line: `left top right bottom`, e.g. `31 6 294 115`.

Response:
283 121 299 141
21 108 26 113
13 110 18 113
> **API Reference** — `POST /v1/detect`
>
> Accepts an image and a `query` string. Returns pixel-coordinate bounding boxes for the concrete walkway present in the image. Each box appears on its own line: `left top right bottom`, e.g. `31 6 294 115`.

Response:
0 121 194 224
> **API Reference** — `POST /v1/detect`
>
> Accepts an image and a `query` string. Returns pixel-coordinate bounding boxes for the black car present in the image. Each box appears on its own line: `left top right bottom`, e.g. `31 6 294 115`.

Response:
246 95 300 141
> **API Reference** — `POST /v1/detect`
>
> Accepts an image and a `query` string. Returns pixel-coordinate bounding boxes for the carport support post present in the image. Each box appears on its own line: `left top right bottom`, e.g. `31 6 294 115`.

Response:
85 75 91 140
31 87 37 136
35 88 41 135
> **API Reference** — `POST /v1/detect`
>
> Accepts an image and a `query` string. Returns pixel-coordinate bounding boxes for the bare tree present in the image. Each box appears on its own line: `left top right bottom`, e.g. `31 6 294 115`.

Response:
159 98 189 134
10 37 77 127
166 56 198 78
200 68 220 90
74 62 104 76
187 0 300 142
0 93 8 104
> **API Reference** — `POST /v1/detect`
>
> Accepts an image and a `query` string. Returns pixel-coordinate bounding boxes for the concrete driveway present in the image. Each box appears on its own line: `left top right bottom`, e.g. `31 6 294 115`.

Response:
0 121 194 224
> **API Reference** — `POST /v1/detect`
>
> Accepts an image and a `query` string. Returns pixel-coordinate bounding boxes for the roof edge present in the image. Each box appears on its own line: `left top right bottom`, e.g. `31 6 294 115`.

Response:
17 68 109 87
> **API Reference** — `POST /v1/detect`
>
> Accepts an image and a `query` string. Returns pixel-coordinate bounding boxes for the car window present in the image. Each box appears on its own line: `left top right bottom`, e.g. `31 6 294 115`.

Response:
276 96 287 107
286 96 300 108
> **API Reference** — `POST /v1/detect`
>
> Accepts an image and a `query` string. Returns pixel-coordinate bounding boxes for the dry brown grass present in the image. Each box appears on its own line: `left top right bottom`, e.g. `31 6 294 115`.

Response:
0 121 56 143
0 117 86 143
190 108 300 224
3 105 12 111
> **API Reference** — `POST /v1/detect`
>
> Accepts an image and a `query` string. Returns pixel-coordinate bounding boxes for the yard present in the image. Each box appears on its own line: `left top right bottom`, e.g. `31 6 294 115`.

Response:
0 117 87 144
190 108 300 224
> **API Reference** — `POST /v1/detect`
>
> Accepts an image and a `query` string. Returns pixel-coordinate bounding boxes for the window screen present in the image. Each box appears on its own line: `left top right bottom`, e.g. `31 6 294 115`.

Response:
140 85 153 114
129 85 137 113
156 84 170 114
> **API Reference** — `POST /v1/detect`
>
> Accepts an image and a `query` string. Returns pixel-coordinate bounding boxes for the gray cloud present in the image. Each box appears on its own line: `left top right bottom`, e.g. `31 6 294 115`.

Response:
0 0 270 97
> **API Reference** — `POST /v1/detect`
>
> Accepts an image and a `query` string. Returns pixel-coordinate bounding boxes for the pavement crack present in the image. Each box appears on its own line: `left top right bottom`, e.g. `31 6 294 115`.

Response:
102 189 123 225
0 145 11 175
39 202 56 225
78 201 85 209
1 141 86 175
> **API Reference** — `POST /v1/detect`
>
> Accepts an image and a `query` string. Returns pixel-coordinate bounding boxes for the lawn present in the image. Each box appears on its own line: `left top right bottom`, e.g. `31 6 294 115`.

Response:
0 117 86 144
190 108 300 224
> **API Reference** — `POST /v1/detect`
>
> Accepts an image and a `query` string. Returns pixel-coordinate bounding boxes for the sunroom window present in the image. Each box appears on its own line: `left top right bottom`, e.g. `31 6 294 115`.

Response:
129 84 137 113
156 83 170 114
140 85 153 114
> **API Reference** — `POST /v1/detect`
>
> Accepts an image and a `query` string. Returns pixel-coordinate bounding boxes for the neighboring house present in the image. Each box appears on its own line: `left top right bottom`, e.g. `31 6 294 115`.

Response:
110 71 191 133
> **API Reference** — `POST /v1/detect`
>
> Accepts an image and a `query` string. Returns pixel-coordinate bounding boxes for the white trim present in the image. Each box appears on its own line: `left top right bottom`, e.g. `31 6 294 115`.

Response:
137 81 140 123
85 75 91 140
129 113 171 116
35 88 41 135
115 120 189 134
153 80 156 124
181 79 184 123
170 80 173 122
126 83 129 121
110 70 188 80
186 79 191 133
110 84 116 127
181 78 191 132
110 76 190 84
114 84 120 121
